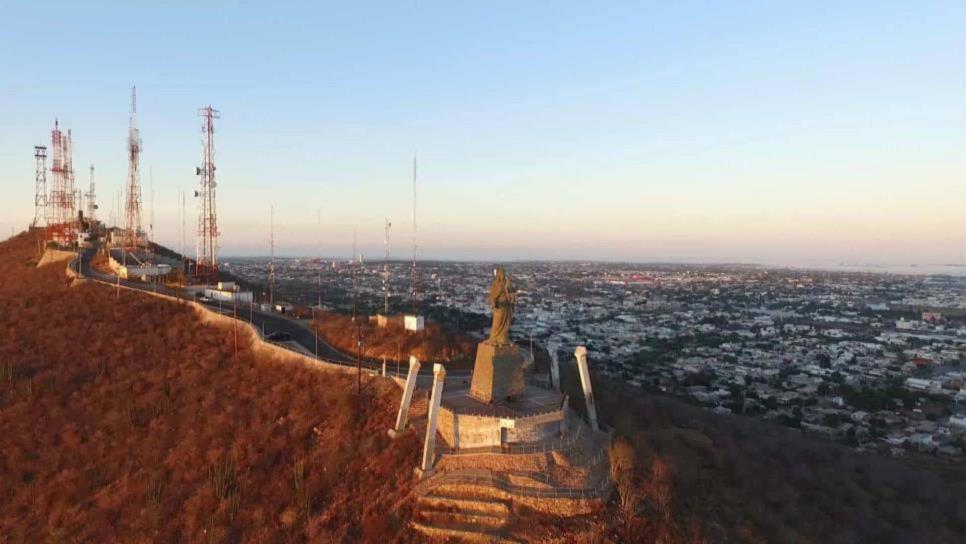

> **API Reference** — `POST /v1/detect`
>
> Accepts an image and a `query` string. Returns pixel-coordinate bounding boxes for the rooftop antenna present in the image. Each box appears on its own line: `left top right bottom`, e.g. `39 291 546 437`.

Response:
32 146 48 228
268 204 275 306
383 218 391 316
411 153 418 315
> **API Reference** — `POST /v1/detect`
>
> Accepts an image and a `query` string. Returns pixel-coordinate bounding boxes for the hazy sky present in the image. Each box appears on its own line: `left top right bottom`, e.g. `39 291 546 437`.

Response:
1 1 963 265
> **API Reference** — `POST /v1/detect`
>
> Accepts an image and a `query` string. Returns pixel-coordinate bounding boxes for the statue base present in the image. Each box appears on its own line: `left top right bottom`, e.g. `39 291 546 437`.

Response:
469 340 525 404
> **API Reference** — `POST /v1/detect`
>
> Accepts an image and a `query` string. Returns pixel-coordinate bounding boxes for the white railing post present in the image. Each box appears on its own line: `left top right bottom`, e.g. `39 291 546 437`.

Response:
417 363 446 478
574 346 599 431
388 356 421 438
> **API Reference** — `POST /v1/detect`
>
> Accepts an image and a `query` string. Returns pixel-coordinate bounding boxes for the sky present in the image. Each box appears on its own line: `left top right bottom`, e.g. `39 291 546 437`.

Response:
0 1 963 266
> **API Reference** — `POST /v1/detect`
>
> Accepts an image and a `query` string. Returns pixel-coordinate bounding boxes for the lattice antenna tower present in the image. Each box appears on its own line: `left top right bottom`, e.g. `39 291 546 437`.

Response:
33 146 48 227
85 165 96 225
411 153 418 315
195 105 220 284
384 219 391 315
124 86 143 251
48 123 77 245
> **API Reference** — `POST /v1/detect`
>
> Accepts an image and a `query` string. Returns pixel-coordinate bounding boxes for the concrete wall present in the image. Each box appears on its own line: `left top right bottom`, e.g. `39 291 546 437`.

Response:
438 407 566 449
37 248 76 268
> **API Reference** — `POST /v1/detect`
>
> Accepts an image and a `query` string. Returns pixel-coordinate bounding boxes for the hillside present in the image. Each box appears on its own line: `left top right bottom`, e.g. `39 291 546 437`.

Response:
556 360 966 543
0 232 422 542
311 311 476 370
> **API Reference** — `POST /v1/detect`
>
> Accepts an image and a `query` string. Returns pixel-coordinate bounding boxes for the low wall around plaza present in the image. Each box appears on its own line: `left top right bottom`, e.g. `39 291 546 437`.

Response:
438 406 566 450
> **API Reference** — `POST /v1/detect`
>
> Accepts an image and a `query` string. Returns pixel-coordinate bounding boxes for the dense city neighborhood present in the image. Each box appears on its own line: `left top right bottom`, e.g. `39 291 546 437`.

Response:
228 257 966 458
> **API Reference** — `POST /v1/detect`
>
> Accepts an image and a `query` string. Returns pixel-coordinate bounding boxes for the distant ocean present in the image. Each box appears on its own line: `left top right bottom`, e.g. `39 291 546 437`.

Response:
786 263 966 277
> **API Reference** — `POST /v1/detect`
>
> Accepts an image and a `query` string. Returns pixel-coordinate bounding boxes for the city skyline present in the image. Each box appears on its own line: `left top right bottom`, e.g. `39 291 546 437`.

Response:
1 2 963 265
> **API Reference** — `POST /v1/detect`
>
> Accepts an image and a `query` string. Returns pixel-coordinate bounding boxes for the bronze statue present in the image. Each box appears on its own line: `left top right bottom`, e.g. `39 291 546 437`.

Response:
488 267 516 344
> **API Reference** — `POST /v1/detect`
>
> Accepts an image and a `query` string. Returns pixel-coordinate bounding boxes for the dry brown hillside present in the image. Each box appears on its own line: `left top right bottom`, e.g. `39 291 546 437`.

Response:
0 231 422 543
312 311 476 370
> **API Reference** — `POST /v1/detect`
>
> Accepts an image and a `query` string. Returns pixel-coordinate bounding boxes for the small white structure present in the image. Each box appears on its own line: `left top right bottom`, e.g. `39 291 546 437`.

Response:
405 314 425 332
204 287 253 304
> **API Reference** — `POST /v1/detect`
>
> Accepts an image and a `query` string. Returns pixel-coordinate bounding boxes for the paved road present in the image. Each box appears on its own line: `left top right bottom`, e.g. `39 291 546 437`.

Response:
75 247 474 378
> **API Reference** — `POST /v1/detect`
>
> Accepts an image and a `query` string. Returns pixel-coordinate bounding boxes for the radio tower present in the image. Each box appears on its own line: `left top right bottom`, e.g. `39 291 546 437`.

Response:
383 219 391 315
32 146 48 227
410 153 418 315
124 86 143 251
47 121 76 245
85 165 96 225
268 205 275 306
195 105 220 284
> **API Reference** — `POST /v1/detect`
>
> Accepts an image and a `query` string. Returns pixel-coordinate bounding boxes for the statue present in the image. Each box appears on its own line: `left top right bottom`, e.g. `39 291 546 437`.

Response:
471 266 525 403
488 267 516 345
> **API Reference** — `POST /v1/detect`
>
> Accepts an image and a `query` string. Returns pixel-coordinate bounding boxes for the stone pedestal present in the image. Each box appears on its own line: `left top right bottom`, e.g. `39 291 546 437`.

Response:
469 340 525 404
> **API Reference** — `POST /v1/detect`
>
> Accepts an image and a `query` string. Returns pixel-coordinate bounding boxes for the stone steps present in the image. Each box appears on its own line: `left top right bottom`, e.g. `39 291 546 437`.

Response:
413 491 515 543
419 493 512 516
410 521 519 543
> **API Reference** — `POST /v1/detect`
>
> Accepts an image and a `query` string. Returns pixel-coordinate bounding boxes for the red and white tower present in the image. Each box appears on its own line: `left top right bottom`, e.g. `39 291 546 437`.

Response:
33 145 48 227
123 86 143 251
47 120 76 245
195 105 220 284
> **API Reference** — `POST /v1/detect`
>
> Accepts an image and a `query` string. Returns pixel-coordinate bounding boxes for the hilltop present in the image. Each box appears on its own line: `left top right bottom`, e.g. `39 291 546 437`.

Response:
0 232 422 542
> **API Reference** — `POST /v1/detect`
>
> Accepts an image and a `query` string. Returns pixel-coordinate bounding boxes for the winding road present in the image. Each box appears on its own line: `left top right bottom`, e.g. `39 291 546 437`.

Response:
75 247 474 379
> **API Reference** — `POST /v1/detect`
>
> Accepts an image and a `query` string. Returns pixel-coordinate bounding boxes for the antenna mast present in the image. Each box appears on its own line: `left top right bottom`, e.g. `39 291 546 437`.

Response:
352 230 358 322
195 104 220 284
384 219 391 316
268 204 275 306
124 86 143 251
33 146 48 227
411 153 418 315
85 165 96 226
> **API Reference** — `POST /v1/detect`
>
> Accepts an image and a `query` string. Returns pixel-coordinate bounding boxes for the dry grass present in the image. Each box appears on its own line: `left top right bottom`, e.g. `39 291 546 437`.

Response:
0 230 424 543
312 311 476 370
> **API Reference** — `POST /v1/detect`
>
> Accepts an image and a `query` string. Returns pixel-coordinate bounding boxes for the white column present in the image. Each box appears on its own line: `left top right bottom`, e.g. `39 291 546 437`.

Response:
388 356 421 438
418 363 446 477
548 341 561 393
574 346 599 431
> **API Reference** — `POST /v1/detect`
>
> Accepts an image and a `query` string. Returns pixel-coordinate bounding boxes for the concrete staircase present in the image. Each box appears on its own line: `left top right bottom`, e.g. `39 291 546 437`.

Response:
412 491 517 543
